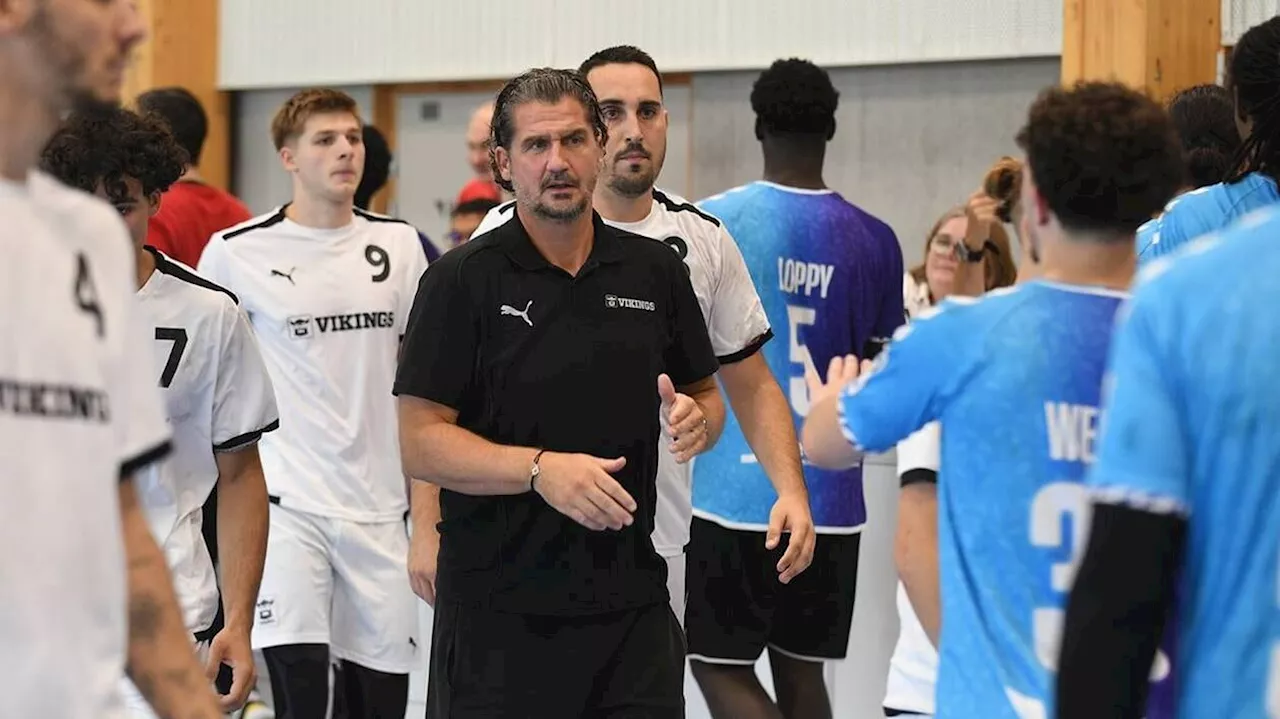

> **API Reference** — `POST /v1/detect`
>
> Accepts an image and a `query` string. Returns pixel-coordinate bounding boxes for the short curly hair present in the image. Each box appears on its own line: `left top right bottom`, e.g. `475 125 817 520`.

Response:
1016 81 1182 238
41 106 188 206
750 58 839 136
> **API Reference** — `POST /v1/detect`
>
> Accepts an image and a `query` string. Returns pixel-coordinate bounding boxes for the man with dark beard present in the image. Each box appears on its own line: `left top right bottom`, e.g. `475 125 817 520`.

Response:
0 1 225 717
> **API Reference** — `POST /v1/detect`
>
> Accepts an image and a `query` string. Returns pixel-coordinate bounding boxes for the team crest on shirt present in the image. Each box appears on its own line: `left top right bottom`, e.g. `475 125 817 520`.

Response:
287 315 313 339
604 294 655 312
256 597 277 626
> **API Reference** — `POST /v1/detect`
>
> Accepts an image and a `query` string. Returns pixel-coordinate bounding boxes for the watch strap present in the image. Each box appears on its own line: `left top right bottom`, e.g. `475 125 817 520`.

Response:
529 449 547 492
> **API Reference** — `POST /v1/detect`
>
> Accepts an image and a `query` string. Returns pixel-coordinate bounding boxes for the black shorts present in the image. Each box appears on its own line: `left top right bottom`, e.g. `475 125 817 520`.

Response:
427 600 685 718
685 516 860 663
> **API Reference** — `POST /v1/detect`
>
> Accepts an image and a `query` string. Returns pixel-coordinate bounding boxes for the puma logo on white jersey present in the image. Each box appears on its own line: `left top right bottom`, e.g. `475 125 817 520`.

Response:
500 300 533 327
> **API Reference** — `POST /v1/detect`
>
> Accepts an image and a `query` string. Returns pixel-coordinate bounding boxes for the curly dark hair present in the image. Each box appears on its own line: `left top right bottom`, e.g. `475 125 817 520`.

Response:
1226 16 1280 183
489 68 608 193
41 105 188 206
750 58 839 137
1015 81 1182 238
1167 84 1241 188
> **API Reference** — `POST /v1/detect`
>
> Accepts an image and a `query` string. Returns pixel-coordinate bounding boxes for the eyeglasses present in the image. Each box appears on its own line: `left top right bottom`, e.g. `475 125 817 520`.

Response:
929 235 961 257
929 235 1001 258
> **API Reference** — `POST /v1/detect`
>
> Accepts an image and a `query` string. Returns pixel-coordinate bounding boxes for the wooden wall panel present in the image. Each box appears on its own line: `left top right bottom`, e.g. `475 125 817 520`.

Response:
1063 0 1220 103
123 0 230 190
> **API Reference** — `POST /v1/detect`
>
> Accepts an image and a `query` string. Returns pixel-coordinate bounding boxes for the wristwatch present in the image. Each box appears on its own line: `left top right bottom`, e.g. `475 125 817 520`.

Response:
955 240 987 263
529 449 547 492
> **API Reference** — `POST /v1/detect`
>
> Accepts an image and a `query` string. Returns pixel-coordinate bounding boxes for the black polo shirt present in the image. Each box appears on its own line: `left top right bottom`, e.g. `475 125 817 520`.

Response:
393 210 719 616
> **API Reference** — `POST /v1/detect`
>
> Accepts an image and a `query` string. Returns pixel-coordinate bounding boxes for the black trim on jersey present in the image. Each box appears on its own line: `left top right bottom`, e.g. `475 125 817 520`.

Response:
653 189 721 228
120 439 173 480
222 207 286 240
193 600 225 644
496 199 516 216
354 207 409 225
145 246 239 304
716 328 774 365
1057 503 1186 719
899 468 938 488
213 419 280 453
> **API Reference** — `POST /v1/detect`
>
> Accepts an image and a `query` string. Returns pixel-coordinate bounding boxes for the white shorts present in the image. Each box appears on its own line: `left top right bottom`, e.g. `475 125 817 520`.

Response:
121 641 211 718
664 552 687 629
251 503 419 674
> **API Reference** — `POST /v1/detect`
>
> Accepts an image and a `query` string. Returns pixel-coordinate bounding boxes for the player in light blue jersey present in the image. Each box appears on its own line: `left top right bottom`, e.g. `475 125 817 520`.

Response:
1057 206 1280 718
1134 85 1241 261
685 58 904 719
800 81 1184 719
1137 17 1280 266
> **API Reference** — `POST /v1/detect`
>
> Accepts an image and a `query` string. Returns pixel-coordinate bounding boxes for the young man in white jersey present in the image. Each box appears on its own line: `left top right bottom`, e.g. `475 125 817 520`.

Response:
0 1 227 717
199 88 429 718
420 46 817 620
42 105 279 717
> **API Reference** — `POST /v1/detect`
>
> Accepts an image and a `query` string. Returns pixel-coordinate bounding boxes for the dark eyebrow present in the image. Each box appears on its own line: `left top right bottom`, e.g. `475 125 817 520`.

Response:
520 133 549 150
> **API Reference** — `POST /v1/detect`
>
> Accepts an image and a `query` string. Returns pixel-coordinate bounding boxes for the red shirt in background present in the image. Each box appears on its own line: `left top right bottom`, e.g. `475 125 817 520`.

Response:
147 180 253 268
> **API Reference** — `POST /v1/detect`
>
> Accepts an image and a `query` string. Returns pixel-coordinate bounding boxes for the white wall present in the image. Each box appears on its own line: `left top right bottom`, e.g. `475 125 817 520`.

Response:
1222 0 1280 44
219 0 1060 89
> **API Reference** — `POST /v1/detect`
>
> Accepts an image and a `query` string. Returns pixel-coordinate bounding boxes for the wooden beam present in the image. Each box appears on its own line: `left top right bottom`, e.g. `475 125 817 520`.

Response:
370 86 398 215
1062 0 1220 104
122 0 230 191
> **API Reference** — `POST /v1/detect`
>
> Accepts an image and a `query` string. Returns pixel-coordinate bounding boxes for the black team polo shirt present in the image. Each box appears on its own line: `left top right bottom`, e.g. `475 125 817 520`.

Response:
393 210 719 616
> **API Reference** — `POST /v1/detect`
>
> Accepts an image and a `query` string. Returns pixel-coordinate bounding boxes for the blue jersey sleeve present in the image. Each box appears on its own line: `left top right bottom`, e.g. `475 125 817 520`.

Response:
1134 219 1159 266
1088 288 1191 514
1143 189 1222 264
837 299 973 453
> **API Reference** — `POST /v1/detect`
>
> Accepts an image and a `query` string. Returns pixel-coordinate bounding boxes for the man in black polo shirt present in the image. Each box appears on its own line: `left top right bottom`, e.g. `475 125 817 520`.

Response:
394 67 724 718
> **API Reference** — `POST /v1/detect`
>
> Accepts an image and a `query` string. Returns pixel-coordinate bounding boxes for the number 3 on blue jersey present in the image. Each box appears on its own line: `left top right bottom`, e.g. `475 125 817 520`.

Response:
1029 482 1172 693
787 304 816 416
1029 482 1091 671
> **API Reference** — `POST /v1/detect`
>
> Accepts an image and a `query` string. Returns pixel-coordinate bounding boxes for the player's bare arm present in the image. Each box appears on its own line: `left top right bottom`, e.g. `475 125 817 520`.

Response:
800 354 867 470
896 483 942 646
119 478 223 719
399 396 637 531
718 351 816 582
407 481 442 605
207 445 269 711
665 373 724 463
